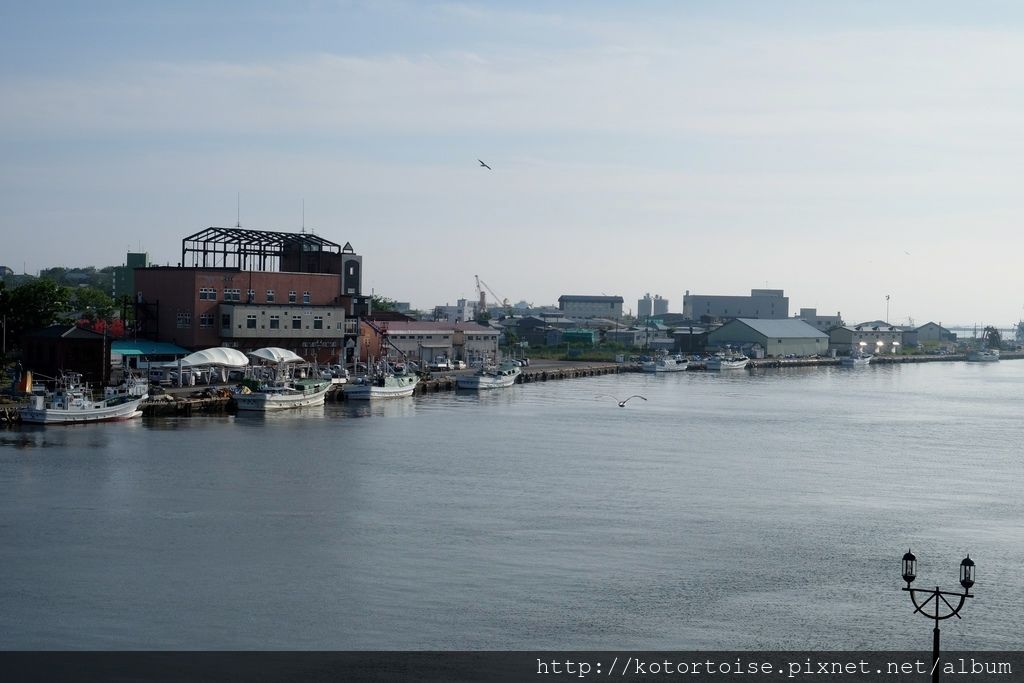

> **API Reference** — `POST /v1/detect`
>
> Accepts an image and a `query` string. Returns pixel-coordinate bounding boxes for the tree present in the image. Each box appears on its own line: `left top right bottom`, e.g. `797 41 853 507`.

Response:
2 279 72 349
371 295 397 312
70 286 116 321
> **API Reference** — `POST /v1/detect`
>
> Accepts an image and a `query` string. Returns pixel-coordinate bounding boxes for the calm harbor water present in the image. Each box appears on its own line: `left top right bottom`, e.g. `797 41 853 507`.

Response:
1 361 1022 650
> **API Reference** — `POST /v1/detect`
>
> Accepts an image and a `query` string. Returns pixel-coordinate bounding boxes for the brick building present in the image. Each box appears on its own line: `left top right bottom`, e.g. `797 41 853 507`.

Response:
133 227 368 364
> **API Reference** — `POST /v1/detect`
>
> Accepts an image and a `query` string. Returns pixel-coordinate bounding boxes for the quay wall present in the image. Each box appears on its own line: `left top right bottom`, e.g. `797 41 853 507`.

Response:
2 355 1020 423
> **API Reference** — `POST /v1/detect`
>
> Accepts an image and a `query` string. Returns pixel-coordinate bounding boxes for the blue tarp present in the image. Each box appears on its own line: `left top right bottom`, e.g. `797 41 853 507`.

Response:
110 340 190 357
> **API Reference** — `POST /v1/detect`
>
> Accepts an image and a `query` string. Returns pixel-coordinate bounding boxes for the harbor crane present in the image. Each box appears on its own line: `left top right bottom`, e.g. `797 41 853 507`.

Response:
475 275 510 315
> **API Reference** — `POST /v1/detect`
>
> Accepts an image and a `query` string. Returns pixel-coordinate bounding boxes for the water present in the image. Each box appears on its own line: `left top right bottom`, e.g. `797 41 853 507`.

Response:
1 361 1022 650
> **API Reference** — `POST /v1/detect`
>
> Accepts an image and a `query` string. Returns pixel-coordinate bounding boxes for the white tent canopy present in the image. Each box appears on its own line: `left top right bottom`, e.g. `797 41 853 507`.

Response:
169 347 250 368
249 347 305 364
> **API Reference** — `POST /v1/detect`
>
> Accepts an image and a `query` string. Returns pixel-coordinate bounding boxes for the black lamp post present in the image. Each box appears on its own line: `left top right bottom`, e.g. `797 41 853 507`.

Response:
901 549 975 683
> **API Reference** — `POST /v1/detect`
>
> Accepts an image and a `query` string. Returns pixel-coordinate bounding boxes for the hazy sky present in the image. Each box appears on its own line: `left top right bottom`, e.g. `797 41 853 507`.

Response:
3 1 1024 326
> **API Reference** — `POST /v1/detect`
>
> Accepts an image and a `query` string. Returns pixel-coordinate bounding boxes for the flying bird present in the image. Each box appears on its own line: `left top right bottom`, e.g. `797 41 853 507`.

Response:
596 394 647 407
478 159 492 170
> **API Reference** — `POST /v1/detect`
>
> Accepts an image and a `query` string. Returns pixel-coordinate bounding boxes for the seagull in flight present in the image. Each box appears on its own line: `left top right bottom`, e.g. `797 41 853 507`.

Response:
478 159 492 170
596 394 647 407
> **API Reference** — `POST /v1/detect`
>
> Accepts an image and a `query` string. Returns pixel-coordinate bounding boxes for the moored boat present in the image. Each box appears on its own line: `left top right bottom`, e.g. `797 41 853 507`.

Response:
343 368 419 399
456 360 521 390
234 347 333 411
641 355 689 373
234 377 332 411
966 349 1000 362
19 372 148 424
840 351 873 367
704 355 749 371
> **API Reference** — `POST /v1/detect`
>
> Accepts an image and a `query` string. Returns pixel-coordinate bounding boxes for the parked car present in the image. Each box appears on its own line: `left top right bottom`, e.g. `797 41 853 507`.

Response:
429 358 453 371
451 360 467 370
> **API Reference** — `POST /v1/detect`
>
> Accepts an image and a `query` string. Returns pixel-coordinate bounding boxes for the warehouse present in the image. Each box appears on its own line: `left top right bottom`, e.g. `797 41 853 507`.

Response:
706 318 829 357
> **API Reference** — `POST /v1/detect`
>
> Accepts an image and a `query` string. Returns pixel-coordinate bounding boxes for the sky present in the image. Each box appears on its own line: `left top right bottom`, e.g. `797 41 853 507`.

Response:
3 1 1024 326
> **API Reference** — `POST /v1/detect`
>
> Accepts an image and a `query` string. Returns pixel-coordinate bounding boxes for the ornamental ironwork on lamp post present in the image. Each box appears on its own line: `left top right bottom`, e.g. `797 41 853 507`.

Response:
901 549 975 683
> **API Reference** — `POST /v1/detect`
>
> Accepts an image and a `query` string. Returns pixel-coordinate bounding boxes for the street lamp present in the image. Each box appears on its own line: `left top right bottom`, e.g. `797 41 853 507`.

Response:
901 549 975 683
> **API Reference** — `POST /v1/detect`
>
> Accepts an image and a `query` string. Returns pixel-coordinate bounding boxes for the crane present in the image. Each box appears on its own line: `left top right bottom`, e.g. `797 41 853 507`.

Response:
475 275 509 315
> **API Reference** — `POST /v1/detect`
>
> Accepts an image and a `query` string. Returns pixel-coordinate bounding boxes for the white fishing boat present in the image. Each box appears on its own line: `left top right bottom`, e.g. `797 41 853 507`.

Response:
343 368 420 399
456 360 521 390
234 377 332 411
235 347 332 411
966 349 1000 362
840 349 873 367
641 355 689 373
20 372 148 424
704 354 749 371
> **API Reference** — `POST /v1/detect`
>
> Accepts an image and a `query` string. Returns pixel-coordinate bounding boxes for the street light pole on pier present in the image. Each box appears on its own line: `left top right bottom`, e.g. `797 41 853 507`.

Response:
901 550 976 683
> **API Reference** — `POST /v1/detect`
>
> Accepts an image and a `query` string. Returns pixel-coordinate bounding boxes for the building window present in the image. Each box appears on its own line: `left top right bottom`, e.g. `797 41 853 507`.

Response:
199 287 217 300
292 316 302 330
221 314 231 329
224 288 240 302
199 313 214 328
269 315 280 330
313 316 323 330
176 312 192 328
303 291 311 304
288 290 297 303
246 315 257 330
247 289 255 303
266 289 275 303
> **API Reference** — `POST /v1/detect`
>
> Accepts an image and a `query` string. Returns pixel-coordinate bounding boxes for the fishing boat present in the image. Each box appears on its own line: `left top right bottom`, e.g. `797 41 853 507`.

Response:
19 372 148 424
641 355 689 373
234 377 332 411
704 354 749 371
343 367 420 399
235 347 332 411
456 360 521 390
966 349 1000 362
840 348 873 367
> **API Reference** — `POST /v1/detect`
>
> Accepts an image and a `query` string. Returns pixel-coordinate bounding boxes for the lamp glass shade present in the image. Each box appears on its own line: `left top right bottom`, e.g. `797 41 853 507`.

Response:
960 555 975 589
902 550 917 584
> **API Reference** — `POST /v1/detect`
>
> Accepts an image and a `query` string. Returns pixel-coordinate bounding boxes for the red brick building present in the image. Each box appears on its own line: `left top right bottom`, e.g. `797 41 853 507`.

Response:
134 228 368 364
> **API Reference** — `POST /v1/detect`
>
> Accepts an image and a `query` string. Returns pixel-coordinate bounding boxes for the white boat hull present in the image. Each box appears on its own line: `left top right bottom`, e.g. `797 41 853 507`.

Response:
641 359 689 373
343 374 419 400
20 396 146 424
235 381 332 411
705 357 749 371
456 367 521 390
840 355 873 367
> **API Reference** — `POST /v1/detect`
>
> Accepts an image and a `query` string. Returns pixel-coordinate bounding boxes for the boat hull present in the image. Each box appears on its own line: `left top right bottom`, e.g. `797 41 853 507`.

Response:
20 397 146 424
234 382 332 411
705 357 749 371
343 375 419 400
966 350 999 362
456 363 521 390
641 360 689 373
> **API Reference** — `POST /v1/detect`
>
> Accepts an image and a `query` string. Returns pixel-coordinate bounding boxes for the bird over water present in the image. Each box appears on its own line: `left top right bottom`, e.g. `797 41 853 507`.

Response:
596 394 647 407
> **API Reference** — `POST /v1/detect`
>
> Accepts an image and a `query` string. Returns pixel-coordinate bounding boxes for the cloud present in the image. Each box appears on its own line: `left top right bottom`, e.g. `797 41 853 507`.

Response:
5 25 1024 145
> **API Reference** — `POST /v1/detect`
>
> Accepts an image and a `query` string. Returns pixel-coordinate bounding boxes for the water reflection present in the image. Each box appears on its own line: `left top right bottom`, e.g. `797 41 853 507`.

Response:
331 399 417 419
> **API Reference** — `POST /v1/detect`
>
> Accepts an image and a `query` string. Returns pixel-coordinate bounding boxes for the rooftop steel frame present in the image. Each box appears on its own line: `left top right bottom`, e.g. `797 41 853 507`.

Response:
181 227 351 272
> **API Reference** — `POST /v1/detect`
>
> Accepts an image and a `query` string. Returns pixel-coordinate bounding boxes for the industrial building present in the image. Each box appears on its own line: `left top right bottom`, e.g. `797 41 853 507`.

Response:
358 320 499 366
795 308 844 332
707 318 828 357
828 321 904 356
638 293 669 318
557 295 624 320
133 227 368 364
682 288 789 321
